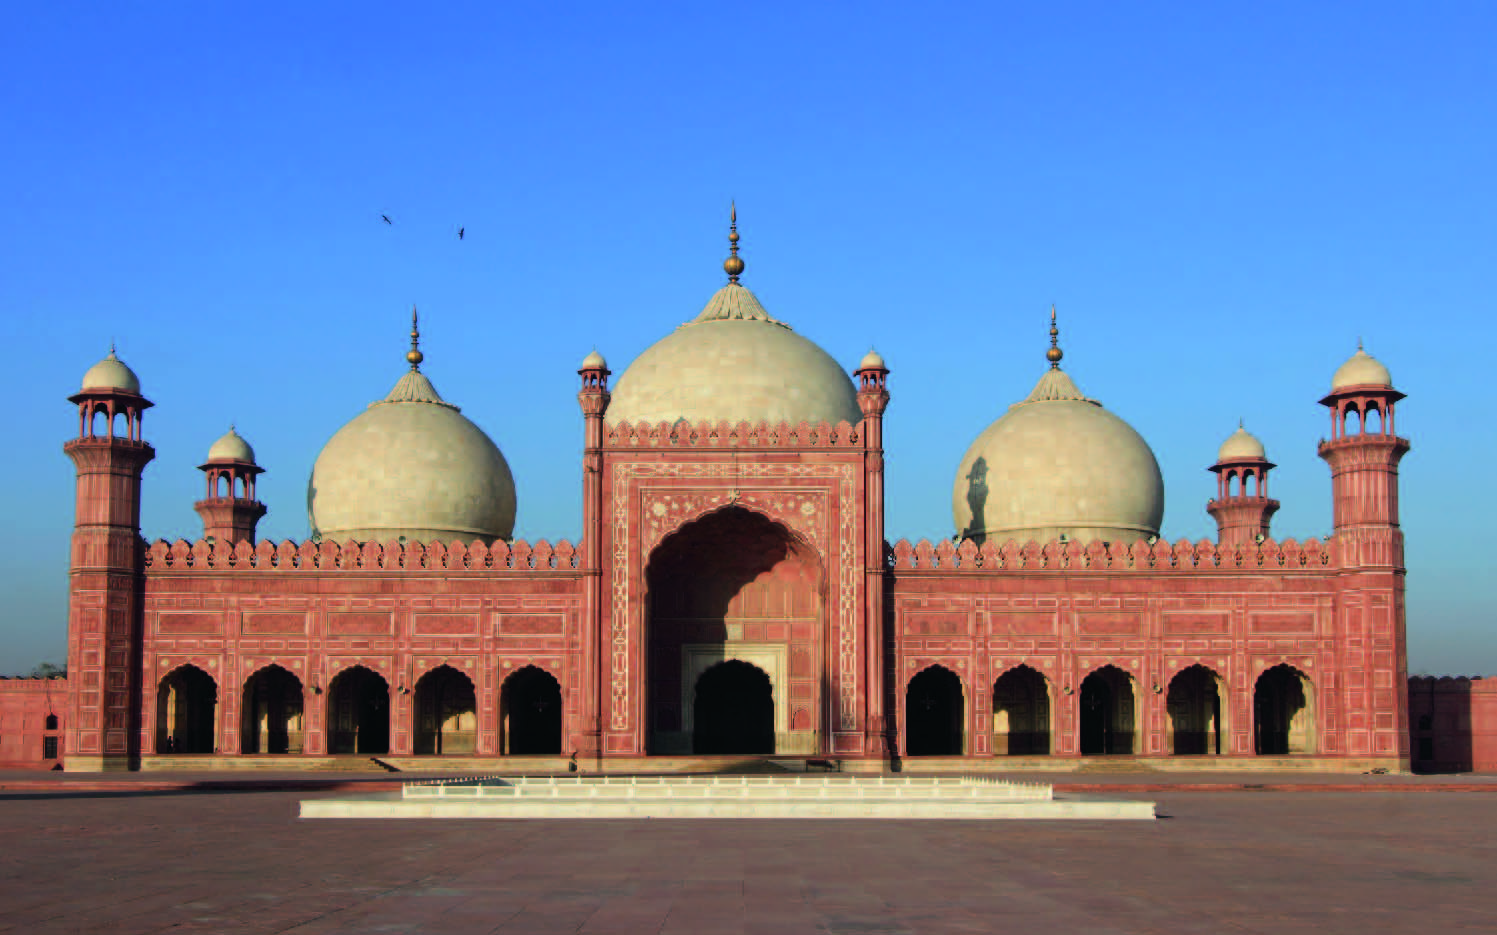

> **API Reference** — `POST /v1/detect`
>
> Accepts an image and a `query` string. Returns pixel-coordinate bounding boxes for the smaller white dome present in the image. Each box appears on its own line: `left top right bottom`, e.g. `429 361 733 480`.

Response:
581 349 608 370
207 427 256 463
1332 345 1392 390
1217 424 1265 462
858 348 887 371
81 348 140 394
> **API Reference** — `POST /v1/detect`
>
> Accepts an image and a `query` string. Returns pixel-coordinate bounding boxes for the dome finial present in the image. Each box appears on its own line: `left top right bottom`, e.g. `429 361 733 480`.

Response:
1046 304 1064 369
723 201 744 284
406 305 424 371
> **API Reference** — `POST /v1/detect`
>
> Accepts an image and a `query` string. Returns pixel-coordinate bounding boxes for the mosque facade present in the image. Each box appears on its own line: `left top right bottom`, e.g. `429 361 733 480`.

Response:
34 218 1426 773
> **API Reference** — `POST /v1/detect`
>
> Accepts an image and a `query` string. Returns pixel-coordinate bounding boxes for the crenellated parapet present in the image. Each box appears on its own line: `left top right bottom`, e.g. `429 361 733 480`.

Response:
143 537 584 572
886 535 1337 572
604 419 865 449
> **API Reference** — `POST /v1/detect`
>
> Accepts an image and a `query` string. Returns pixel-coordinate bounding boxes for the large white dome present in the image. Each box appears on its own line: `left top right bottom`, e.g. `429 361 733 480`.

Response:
607 281 860 427
308 367 515 544
953 367 1164 546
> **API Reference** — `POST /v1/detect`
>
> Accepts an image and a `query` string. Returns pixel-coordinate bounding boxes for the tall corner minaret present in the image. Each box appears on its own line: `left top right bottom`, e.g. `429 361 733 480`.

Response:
854 346 891 755
1318 341 1411 770
1206 422 1280 546
194 427 266 543
1317 343 1410 566
63 347 155 771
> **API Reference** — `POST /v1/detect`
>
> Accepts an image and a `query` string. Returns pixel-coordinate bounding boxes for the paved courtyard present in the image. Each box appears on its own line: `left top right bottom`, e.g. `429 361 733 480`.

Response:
1 784 1494 934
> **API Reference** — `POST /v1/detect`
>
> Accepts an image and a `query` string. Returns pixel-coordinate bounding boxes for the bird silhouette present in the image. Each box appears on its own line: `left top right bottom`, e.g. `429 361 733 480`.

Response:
380 215 392 225
458 227 465 240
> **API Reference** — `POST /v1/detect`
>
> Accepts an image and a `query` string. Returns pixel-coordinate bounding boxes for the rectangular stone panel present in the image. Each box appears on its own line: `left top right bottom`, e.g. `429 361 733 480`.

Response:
157 613 222 635
242 613 306 635
414 614 479 636
1163 612 1230 636
327 612 393 635
902 612 967 636
1077 613 1143 635
1248 612 1315 634
497 614 566 635
986 612 1057 635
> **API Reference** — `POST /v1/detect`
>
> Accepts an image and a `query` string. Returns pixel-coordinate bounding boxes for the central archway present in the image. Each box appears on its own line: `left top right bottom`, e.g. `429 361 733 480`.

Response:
645 506 822 755
692 660 774 754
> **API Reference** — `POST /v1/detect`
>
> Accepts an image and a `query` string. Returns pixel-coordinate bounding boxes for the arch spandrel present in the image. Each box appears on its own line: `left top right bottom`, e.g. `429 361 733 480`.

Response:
640 491 829 565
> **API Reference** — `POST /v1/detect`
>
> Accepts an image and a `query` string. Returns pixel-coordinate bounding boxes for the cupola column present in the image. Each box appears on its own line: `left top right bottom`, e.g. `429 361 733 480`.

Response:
194 427 267 544
577 350 611 766
1206 424 1280 546
855 350 891 756
64 349 155 771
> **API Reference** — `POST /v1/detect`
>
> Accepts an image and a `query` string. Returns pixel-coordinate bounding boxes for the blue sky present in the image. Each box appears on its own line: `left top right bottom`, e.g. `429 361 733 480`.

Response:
2 3 1493 673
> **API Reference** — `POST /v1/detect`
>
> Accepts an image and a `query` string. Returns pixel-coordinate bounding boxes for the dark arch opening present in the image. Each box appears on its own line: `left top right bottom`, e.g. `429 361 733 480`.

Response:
415 665 477 755
645 506 820 755
241 665 304 754
1167 665 1223 755
156 665 217 754
1255 664 1314 755
993 665 1049 755
45 714 58 731
906 666 964 756
501 666 562 754
327 666 389 754
692 659 774 754
1080 666 1135 755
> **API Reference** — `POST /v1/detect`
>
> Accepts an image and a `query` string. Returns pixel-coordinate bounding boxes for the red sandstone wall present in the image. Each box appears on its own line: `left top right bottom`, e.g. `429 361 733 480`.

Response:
1409 677 1497 773
0 678 66 768
135 538 586 757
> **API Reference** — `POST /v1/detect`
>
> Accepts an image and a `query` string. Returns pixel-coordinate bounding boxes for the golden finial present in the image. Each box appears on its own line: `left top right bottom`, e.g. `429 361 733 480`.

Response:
406 305 424 371
1046 304 1063 368
723 201 744 283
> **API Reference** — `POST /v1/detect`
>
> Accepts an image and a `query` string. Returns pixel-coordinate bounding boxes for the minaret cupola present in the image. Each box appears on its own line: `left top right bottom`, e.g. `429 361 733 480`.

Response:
1206 422 1279 545
195 426 267 544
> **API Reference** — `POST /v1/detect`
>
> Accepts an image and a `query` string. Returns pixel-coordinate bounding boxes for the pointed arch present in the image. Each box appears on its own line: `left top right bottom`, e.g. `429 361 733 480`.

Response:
992 664 1050 755
500 665 562 755
414 665 476 755
241 664 303 754
326 665 389 754
1255 664 1316 754
692 659 774 754
1166 664 1224 755
1079 665 1136 755
156 664 217 754
906 665 965 756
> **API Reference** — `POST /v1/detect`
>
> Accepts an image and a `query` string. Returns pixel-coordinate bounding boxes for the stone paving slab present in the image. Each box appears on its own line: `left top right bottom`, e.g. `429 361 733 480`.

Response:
1 788 1495 932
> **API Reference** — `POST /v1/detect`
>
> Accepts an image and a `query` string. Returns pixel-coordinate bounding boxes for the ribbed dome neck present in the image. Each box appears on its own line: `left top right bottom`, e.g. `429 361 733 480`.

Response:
1016 368 1099 408
374 370 459 411
692 282 789 328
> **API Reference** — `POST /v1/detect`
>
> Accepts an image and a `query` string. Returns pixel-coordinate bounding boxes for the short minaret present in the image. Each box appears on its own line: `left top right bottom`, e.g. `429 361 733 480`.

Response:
855 347 891 755
194 427 267 543
63 347 155 771
1318 343 1411 560
577 347 611 766
1206 422 1279 546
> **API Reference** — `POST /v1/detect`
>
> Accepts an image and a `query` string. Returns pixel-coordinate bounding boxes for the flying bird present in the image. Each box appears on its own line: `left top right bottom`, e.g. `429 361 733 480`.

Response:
380 214 392 224
458 227 465 240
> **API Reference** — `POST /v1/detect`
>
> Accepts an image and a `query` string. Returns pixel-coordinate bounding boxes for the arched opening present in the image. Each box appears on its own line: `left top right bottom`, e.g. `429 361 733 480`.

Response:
241 665 304 754
1366 405 1383 434
500 666 561 754
1227 471 1239 497
215 474 228 498
1079 666 1135 755
326 666 389 754
1254 664 1315 754
1244 471 1257 497
992 665 1049 755
234 475 246 498
692 660 774 754
156 665 217 754
1166 665 1223 755
645 506 820 755
906 666 964 756
111 411 127 438
1342 404 1361 436
45 714 58 731
90 407 107 438
415 665 476 755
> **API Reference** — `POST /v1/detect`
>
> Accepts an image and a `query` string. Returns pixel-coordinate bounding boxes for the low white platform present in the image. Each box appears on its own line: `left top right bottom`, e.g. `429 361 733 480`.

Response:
300 775 1155 820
